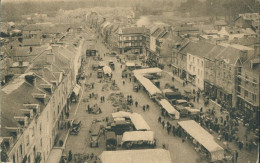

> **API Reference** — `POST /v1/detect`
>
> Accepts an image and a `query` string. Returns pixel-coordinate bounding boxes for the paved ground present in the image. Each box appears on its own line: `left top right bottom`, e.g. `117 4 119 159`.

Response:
63 33 258 163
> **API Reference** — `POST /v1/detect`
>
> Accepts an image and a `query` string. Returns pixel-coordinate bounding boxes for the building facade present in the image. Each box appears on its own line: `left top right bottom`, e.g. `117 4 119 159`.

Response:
118 26 148 54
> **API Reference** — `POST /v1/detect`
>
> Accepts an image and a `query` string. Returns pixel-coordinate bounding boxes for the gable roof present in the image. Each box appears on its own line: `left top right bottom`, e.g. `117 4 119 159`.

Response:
180 41 215 58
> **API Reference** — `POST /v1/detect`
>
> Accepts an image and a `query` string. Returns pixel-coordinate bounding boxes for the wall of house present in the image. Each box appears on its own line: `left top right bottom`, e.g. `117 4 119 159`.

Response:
187 53 204 90
150 36 156 52
237 66 259 111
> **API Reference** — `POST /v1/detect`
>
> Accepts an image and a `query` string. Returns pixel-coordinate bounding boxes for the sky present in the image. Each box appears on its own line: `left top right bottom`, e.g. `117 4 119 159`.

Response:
1 0 76 3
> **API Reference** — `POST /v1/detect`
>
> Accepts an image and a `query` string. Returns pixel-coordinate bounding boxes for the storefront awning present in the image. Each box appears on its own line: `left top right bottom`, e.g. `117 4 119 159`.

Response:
46 148 63 163
73 84 81 96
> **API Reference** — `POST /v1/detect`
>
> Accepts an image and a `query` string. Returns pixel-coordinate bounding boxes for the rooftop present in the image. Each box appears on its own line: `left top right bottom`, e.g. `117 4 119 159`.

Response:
121 26 146 35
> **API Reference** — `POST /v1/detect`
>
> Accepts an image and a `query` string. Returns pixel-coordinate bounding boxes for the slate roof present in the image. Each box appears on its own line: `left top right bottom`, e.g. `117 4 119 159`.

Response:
1 73 51 137
122 27 146 34
22 38 41 46
179 41 215 58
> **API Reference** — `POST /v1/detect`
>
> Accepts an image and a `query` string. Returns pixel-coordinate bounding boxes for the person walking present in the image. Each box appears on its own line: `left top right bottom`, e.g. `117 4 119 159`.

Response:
158 116 162 123
146 104 150 111
143 105 146 112
135 101 138 107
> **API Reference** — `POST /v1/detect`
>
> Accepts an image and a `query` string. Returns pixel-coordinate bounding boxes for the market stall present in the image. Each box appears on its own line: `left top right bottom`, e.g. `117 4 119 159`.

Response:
135 74 162 96
159 99 180 119
178 120 224 162
129 113 151 131
100 149 172 163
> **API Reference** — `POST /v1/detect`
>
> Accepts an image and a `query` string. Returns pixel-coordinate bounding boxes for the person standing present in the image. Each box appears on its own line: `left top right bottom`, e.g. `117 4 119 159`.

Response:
143 105 146 112
68 150 72 162
146 104 150 111
135 101 138 107
162 121 165 129
235 151 238 162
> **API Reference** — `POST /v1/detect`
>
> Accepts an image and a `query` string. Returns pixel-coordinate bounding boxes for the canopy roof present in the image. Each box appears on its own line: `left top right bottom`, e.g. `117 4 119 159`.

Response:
73 84 81 96
126 62 135 67
112 111 131 119
133 67 162 75
135 74 161 95
178 120 224 153
46 149 63 163
122 131 154 142
159 99 180 119
100 149 172 163
130 113 150 131
103 66 112 75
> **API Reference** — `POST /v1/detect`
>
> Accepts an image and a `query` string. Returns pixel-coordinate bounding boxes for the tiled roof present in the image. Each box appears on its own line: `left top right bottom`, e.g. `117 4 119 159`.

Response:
122 27 146 34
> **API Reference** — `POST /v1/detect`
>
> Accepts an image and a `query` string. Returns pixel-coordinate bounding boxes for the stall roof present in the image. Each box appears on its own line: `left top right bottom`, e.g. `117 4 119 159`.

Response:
135 74 162 95
159 99 180 119
73 84 81 96
100 149 172 163
112 111 131 119
126 62 135 67
178 120 224 153
122 131 154 142
133 67 162 75
46 148 63 163
103 66 112 75
130 113 150 131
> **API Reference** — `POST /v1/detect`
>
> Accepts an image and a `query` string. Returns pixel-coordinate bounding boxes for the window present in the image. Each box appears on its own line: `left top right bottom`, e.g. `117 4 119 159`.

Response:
20 144 23 156
40 138 42 147
252 94 256 102
13 155 15 163
189 55 190 60
201 61 203 67
244 90 248 97
193 57 194 62
197 59 199 65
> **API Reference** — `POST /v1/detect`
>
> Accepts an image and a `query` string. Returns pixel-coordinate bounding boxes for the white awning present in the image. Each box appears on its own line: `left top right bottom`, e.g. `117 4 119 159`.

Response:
159 99 180 119
135 74 161 96
100 149 172 163
133 67 162 75
122 131 154 143
73 84 81 96
46 148 63 163
112 111 131 119
130 113 150 131
103 66 112 75
126 62 135 67
178 120 224 161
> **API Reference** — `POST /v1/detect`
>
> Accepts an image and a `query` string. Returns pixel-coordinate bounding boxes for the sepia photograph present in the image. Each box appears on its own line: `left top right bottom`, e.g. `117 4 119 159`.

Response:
0 0 259 163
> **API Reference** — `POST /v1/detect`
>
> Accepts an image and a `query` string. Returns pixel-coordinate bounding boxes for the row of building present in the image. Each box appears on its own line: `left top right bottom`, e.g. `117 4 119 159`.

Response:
1 23 86 163
87 11 259 121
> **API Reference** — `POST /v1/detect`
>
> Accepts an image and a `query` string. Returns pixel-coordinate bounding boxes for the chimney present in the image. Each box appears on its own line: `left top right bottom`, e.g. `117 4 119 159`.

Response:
25 75 35 85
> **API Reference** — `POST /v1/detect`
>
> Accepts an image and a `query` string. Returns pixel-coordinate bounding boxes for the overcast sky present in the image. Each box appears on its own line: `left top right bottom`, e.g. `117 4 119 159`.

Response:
1 0 75 3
